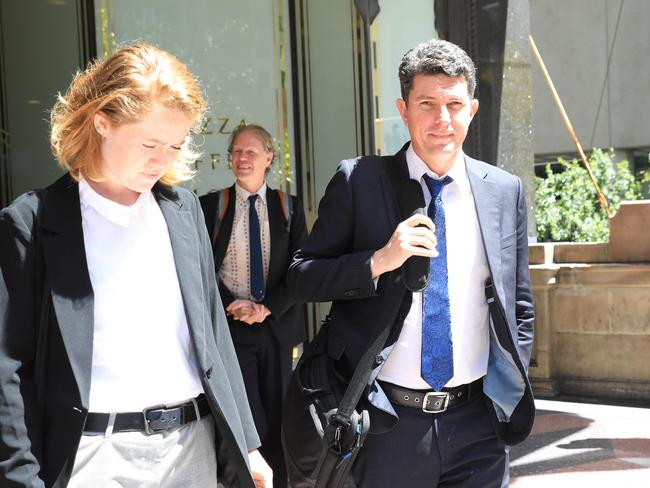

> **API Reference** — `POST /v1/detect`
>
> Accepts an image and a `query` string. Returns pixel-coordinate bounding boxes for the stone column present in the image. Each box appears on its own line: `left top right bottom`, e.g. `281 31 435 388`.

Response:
497 0 537 238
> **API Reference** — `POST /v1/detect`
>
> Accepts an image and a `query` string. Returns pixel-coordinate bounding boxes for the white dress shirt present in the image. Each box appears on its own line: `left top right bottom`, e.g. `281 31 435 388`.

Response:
378 145 490 389
219 182 271 301
79 179 204 412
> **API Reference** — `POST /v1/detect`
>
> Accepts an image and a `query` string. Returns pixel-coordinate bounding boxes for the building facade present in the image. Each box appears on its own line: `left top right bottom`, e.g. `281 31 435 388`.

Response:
530 0 650 178
0 0 536 208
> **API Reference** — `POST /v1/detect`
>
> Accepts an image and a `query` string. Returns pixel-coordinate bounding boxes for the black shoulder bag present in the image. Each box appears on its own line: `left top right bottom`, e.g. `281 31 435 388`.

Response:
281 156 427 487
282 314 394 487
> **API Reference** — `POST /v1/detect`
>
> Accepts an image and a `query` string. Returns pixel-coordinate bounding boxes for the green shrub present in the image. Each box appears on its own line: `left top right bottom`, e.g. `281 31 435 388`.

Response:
535 148 649 242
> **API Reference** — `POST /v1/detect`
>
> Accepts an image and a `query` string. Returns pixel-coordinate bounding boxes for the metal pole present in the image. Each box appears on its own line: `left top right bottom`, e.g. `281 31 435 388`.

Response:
529 35 612 218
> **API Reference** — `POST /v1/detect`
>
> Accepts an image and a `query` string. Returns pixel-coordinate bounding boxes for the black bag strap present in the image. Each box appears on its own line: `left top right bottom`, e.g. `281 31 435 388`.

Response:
330 322 393 428
330 154 416 429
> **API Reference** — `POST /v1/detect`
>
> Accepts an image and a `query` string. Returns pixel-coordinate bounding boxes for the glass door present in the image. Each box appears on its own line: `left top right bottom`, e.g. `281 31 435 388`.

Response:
95 0 296 195
371 0 438 156
0 0 93 206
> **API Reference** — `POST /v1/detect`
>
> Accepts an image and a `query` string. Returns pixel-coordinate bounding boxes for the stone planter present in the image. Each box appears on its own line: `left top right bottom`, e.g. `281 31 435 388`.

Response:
528 201 650 402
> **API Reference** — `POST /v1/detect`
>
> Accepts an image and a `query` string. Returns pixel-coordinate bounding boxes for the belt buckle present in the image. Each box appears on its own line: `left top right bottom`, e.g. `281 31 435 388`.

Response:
142 403 182 435
142 398 201 435
422 391 449 413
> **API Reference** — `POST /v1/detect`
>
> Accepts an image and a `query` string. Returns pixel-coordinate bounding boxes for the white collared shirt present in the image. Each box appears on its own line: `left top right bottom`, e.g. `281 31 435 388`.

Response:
79 179 203 412
219 182 271 301
378 145 490 389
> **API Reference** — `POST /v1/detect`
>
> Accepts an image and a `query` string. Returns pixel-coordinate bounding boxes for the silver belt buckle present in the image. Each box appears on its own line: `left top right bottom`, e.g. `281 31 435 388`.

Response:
422 391 449 413
142 397 200 435
143 403 170 435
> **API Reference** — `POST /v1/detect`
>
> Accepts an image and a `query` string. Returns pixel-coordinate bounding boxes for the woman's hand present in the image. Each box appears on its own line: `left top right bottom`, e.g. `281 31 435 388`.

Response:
248 449 273 487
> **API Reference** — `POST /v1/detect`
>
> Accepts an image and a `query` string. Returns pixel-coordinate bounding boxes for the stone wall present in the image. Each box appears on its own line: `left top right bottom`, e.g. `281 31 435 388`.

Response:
530 236 650 401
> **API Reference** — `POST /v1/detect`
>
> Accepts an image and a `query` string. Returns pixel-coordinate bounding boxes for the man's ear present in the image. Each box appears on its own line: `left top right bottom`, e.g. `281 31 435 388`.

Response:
396 98 408 125
93 111 111 137
470 98 479 119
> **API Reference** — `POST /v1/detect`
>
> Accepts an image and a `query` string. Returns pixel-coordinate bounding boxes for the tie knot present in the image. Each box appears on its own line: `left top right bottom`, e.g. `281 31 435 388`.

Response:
423 174 453 200
248 194 258 204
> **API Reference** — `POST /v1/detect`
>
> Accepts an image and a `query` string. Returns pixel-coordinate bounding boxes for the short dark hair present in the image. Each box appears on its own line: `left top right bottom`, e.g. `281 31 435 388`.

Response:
398 39 476 102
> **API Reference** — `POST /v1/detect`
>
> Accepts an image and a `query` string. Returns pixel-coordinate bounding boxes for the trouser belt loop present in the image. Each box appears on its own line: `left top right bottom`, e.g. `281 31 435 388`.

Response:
104 412 116 438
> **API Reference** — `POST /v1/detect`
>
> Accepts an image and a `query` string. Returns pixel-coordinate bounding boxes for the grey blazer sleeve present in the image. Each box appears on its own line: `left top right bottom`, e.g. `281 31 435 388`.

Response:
0 194 46 488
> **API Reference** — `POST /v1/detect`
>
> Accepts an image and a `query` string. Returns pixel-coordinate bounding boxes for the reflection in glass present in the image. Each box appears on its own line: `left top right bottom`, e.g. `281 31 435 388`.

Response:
371 0 437 156
94 0 295 195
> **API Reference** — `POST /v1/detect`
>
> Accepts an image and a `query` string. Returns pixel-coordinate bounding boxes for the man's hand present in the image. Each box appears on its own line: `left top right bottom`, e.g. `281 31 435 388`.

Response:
227 300 271 325
227 299 255 321
240 303 271 325
370 214 437 279
248 449 273 488
252 303 271 323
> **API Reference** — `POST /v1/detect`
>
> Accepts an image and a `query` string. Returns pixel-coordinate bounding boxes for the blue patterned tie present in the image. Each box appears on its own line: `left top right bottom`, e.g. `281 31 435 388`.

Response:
248 194 265 300
421 174 454 391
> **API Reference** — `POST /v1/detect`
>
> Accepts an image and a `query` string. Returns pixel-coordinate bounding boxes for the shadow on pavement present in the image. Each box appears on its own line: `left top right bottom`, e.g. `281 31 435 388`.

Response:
510 409 594 463
510 408 650 478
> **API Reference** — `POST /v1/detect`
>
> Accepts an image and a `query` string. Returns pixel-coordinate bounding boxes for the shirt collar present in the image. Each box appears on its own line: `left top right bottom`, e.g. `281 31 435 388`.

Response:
405 144 471 195
235 181 268 203
78 178 154 227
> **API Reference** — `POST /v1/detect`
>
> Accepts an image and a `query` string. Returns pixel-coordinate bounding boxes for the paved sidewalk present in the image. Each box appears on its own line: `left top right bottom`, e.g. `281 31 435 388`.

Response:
510 397 650 487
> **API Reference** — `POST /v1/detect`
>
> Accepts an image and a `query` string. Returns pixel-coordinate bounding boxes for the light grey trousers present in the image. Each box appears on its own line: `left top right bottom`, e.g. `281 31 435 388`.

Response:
69 415 218 488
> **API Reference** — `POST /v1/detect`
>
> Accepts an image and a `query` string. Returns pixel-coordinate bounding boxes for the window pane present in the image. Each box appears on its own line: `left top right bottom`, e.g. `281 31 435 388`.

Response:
94 0 295 194
372 0 437 156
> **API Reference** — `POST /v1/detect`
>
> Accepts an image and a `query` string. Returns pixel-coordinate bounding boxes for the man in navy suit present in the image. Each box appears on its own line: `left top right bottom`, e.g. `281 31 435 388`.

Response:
288 39 535 487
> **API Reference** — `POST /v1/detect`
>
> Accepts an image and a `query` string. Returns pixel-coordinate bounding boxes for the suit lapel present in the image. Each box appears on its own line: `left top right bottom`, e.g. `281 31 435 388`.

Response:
380 142 414 227
40 175 94 406
266 187 286 287
39 178 210 403
213 185 236 269
155 187 208 368
465 156 506 302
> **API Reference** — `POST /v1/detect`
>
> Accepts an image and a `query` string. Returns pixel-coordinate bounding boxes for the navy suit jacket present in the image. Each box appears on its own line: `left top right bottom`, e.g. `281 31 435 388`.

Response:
0 174 259 487
200 185 308 348
288 144 535 445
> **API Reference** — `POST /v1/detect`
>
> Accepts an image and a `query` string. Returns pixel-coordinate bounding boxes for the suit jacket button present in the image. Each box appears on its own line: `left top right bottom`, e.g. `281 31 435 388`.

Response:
206 367 213 379
375 355 384 365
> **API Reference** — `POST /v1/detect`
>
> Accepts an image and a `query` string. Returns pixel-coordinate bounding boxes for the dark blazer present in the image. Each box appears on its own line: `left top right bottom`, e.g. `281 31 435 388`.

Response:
288 144 535 445
0 174 259 488
200 185 308 348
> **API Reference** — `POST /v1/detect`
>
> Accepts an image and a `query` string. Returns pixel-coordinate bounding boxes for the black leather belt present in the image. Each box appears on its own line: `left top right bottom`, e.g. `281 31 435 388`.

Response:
381 378 483 414
83 394 211 435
